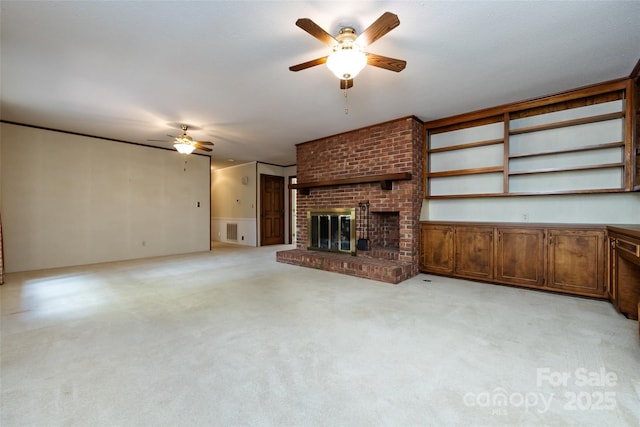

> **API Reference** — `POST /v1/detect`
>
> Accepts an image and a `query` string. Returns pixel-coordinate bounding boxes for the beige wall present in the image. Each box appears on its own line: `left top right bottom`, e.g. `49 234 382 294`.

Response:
1 123 211 272
211 162 257 218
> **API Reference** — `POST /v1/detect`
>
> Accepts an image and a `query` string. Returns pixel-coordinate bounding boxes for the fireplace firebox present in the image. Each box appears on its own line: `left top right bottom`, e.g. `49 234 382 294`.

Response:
307 208 356 255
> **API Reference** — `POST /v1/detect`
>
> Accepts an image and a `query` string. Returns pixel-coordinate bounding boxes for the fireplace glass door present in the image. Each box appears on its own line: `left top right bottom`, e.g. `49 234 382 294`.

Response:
307 208 356 254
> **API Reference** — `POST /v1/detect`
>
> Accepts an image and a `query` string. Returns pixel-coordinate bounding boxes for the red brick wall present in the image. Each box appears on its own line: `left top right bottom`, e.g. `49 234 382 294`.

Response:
295 116 424 276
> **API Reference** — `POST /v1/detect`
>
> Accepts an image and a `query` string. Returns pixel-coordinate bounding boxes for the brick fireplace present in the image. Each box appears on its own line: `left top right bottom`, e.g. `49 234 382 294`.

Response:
277 116 424 284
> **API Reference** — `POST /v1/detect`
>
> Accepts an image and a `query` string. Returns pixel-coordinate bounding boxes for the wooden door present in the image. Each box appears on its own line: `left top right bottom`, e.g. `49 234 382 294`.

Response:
420 224 454 274
547 229 605 297
454 226 494 281
260 174 284 245
495 228 545 287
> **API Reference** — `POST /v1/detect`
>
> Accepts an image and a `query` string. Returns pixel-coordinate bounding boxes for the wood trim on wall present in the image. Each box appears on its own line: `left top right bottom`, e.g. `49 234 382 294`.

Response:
0 120 205 157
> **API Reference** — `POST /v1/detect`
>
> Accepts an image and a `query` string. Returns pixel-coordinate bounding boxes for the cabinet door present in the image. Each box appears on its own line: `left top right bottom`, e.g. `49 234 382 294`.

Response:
547 229 605 297
495 228 545 287
420 224 453 274
454 226 494 280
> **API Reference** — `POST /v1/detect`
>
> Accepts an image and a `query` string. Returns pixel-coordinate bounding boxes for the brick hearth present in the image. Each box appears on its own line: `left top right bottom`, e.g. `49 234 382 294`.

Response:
276 249 413 284
277 116 424 284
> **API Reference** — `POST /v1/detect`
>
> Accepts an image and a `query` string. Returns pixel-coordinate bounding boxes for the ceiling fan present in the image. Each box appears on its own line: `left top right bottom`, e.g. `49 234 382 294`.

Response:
289 11 406 89
167 125 214 155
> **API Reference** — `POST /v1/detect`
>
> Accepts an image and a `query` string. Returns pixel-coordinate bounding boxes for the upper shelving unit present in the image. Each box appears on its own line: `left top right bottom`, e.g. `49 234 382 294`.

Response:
423 78 638 198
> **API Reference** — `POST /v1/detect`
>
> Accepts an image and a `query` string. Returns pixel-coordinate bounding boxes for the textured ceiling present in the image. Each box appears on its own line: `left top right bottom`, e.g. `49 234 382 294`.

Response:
1 1 639 168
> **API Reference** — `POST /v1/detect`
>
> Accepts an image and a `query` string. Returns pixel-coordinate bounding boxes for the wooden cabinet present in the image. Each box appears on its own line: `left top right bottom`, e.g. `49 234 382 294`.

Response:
419 224 453 274
419 223 492 279
419 222 640 318
547 229 606 297
420 222 607 299
495 228 545 287
607 227 640 320
454 226 494 280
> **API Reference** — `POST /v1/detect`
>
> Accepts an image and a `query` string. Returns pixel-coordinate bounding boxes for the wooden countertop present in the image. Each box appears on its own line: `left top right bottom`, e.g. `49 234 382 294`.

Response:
419 221 640 240
419 221 608 229
607 225 640 240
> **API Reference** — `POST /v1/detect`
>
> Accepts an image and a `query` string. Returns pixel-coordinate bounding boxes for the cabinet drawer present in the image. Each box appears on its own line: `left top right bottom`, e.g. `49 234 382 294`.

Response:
616 238 640 259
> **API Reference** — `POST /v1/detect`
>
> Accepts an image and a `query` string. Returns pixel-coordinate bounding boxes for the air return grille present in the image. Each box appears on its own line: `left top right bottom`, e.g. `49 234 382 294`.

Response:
226 223 238 241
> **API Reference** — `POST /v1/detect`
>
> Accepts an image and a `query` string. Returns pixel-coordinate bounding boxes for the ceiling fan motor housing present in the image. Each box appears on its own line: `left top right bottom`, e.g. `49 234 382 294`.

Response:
336 27 358 45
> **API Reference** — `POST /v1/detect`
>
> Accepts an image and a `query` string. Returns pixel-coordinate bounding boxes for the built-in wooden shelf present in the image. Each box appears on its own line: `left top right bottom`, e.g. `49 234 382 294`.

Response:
509 111 624 135
427 138 504 154
425 187 627 199
427 166 502 178
508 162 624 176
291 172 412 195
508 141 624 159
424 78 637 198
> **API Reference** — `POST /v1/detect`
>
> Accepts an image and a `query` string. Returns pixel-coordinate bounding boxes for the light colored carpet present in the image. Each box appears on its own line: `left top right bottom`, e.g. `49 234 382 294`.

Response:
1 243 639 426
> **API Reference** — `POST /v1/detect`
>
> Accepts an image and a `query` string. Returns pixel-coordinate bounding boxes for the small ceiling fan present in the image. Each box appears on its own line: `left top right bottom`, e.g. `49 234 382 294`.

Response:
165 125 214 155
289 11 406 89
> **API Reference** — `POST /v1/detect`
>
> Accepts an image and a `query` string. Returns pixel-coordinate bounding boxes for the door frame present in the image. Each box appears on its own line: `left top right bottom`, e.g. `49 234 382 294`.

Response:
288 176 297 245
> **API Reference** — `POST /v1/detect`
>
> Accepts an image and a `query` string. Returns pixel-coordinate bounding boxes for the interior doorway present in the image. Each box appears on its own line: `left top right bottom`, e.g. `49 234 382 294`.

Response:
260 174 284 245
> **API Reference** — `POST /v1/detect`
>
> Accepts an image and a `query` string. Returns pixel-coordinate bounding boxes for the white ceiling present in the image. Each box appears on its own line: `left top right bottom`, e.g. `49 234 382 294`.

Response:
2 1 639 169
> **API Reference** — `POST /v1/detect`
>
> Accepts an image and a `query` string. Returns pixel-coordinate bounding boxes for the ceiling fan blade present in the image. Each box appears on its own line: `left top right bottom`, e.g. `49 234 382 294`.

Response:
194 144 212 152
289 56 328 72
295 18 337 46
356 12 400 47
147 139 169 142
340 79 354 90
196 140 214 145
366 53 406 72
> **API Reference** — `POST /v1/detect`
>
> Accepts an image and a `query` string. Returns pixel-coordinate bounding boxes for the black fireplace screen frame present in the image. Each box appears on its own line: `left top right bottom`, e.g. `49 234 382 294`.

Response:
307 208 356 255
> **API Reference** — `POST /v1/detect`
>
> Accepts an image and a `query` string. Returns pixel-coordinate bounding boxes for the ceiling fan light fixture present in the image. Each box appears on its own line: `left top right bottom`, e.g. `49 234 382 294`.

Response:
174 142 195 155
326 46 367 80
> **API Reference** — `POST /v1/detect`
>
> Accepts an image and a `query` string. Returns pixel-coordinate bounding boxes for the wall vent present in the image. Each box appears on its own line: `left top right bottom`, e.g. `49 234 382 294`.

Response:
226 223 238 241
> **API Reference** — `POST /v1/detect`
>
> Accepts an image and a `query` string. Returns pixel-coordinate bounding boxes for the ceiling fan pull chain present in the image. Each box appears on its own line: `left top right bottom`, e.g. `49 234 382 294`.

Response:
344 85 349 115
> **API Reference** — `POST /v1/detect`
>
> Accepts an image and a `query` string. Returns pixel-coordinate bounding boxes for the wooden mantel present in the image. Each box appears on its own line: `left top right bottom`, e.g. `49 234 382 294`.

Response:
290 172 412 195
